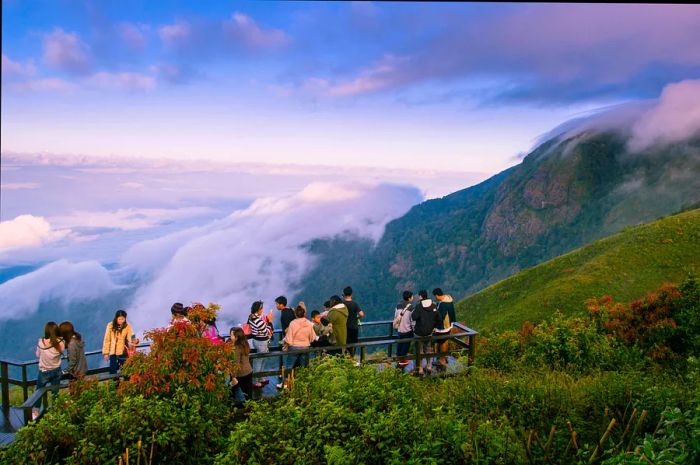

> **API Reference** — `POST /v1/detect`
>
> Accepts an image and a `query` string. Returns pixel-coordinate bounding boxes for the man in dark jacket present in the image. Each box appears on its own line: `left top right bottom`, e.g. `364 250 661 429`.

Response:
433 287 457 369
276 296 295 345
342 286 364 357
411 290 440 376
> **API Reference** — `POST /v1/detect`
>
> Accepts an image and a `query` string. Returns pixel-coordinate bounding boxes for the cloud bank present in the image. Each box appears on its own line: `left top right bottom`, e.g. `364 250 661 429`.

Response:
0 215 72 251
124 181 421 331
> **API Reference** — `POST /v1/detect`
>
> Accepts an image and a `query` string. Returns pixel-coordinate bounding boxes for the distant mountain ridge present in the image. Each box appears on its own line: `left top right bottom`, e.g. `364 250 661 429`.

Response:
294 132 700 317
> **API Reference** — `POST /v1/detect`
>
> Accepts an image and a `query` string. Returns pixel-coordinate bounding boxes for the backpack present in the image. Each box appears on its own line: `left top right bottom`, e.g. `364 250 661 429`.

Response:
242 323 252 336
393 304 412 330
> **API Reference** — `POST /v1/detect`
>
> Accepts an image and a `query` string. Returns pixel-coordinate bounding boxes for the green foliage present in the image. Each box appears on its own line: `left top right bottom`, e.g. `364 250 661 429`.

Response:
459 208 700 332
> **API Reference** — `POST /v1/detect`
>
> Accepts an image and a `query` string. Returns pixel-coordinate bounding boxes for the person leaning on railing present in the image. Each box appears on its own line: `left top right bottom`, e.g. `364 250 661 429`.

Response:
33 321 65 418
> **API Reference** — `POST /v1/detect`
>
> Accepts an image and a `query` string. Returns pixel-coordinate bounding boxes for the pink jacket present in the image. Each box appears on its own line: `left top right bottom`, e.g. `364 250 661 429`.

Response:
203 326 223 345
284 318 317 347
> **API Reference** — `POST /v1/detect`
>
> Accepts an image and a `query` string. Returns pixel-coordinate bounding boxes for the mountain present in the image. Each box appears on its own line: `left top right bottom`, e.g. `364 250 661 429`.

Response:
294 132 700 318
456 207 700 332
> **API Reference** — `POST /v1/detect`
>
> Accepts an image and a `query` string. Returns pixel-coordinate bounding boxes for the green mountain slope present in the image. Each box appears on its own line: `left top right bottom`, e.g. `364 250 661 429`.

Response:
457 208 700 332
296 131 700 317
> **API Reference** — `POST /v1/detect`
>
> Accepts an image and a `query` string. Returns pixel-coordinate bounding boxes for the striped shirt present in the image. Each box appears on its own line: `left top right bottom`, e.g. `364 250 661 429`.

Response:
247 314 271 341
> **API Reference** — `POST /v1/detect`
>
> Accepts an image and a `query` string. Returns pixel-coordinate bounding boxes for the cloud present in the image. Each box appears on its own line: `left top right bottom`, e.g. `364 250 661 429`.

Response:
2 182 40 190
0 259 121 320
533 79 700 153
42 28 91 74
629 79 700 151
0 215 72 251
158 22 192 46
297 4 700 104
223 13 290 50
5 77 77 92
50 207 217 231
123 181 421 331
85 71 157 91
118 22 149 51
2 53 36 78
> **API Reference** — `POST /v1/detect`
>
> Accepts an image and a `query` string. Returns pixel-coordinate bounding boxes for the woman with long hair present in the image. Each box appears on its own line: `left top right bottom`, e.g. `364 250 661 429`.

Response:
59 321 87 379
229 326 253 405
102 309 135 374
33 321 65 416
247 301 273 389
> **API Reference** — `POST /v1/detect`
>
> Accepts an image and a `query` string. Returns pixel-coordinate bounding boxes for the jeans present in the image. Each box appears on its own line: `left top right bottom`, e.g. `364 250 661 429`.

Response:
397 331 414 359
346 326 359 356
250 339 269 381
285 346 309 370
415 337 433 371
34 367 61 409
109 354 128 374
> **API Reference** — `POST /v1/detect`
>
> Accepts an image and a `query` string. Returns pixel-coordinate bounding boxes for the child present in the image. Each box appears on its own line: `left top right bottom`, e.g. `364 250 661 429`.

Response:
33 321 65 418
102 309 136 374
311 310 333 347
59 321 87 379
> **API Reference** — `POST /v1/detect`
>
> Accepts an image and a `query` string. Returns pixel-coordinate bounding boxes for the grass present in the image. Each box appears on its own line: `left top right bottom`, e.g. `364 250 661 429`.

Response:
457 208 700 332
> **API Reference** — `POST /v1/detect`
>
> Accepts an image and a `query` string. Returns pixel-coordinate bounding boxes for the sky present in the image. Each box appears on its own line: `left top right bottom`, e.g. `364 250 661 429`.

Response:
4 2 699 173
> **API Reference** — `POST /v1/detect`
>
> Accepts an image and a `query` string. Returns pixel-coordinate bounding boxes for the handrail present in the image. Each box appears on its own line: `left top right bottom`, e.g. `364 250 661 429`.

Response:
2 319 478 426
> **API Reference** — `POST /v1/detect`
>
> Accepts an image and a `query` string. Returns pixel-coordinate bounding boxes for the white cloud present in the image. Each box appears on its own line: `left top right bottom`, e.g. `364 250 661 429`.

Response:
123 181 421 331
223 12 290 49
0 259 121 320
158 22 192 45
118 22 149 50
86 71 156 91
0 215 71 251
42 28 91 74
2 182 40 190
50 207 217 231
7 77 77 93
2 53 36 78
629 79 700 151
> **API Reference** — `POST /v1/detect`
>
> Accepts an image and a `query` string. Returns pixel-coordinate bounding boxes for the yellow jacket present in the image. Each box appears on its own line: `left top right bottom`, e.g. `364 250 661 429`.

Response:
102 322 134 356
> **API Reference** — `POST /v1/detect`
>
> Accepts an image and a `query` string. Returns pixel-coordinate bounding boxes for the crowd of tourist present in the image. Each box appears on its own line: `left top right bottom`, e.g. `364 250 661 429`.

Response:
33 285 457 411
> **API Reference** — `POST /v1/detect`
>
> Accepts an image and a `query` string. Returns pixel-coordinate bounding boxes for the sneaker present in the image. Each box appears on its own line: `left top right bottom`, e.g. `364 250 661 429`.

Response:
260 379 270 386
354 361 361 367
397 360 410 367
252 382 263 389
276 383 284 389
31 408 39 421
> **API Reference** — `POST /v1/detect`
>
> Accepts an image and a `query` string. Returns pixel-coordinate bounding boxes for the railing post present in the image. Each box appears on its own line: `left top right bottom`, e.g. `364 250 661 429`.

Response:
387 341 393 358
22 365 29 403
1 361 9 418
468 334 477 365
360 346 365 364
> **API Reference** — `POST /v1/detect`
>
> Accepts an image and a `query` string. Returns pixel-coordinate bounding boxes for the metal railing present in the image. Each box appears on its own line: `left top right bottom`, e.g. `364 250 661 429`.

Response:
1 320 477 429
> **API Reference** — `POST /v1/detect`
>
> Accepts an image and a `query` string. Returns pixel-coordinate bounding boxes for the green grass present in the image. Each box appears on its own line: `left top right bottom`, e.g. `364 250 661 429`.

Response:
457 208 700 332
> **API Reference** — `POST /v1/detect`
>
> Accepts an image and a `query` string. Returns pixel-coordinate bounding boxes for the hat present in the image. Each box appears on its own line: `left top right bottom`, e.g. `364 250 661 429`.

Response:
171 302 185 315
251 300 264 314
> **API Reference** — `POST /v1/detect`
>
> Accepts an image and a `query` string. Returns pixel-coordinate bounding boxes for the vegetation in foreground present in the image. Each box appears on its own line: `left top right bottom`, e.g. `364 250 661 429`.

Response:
458 208 700 332
1 277 699 464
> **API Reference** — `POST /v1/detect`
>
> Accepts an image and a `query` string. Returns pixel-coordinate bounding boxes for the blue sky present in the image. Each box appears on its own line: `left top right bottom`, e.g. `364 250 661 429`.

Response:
3 1 700 172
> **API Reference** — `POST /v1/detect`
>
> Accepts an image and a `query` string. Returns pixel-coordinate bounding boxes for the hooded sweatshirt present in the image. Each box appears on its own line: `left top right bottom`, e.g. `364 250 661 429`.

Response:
284 318 317 347
326 303 349 346
412 299 440 337
36 338 65 372
394 300 414 334
435 295 456 334
66 337 88 377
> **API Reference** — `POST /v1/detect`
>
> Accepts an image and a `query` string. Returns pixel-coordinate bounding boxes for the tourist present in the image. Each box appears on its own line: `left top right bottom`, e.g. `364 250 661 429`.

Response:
58 321 87 379
248 300 273 388
229 327 253 406
102 310 136 374
433 288 457 369
411 290 440 376
203 316 224 345
276 296 295 345
394 291 415 368
279 304 317 389
343 286 365 356
326 295 349 355
169 302 191 326
311 310 333 347
33 321 65 417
